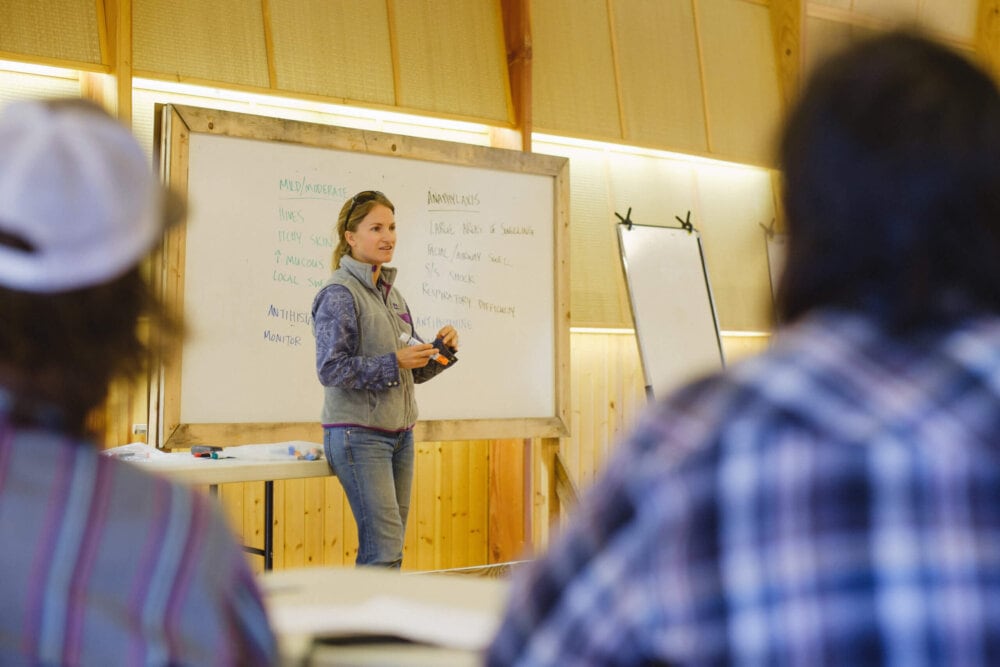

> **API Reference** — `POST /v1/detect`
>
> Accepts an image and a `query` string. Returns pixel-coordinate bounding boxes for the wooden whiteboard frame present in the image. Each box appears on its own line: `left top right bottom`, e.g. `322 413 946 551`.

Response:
154 104 570 448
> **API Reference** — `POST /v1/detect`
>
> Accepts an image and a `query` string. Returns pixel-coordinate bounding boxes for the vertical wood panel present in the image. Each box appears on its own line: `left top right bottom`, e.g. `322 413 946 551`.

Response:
592 337 612 489
468 439 489 562
433 441 447 570
567 332 645 494
413 441 437 570
281 478 305 567
249 482 266 556
302 477 324 566
218 483 258 572
572 336 596 487
218 483 243 536
489 439 526 562
450 441 470 564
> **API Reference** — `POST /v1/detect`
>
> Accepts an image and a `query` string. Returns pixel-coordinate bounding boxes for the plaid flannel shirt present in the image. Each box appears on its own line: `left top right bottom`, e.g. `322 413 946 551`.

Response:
0 407 277 665
488 310 1000 666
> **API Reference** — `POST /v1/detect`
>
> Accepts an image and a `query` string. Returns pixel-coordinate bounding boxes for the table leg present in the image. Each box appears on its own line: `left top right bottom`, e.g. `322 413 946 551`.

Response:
264 480 274 570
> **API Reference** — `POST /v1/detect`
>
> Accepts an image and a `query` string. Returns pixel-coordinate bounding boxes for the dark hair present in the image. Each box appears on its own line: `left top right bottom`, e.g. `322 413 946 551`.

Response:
0 267 180 437
331 190 395 268
776 30 1000 330
0 97 186 437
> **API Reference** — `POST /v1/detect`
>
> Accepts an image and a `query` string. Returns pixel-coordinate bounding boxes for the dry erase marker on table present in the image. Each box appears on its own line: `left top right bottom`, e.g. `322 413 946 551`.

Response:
191 445 233 459
399 332 450 365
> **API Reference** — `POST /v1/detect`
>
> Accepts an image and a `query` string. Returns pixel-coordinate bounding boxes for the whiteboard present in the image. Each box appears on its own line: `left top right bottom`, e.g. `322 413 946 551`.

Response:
157 105 569 446
617 223 724 400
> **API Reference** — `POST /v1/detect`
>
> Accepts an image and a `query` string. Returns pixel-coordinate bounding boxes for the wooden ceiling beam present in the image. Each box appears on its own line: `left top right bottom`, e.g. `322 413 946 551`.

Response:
768 0 802 236
85 0 133 126
497 0 532 152
769 0 803 115
976 0 1000 81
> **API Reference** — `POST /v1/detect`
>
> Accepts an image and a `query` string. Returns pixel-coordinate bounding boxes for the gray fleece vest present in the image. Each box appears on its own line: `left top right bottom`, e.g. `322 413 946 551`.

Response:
320 256 418 430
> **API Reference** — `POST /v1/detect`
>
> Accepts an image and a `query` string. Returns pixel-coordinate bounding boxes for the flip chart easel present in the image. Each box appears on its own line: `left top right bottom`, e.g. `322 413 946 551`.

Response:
617 219 724 401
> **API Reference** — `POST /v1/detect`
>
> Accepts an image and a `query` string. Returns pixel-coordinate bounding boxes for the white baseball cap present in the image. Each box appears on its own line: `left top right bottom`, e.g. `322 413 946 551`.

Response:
0 98 178 293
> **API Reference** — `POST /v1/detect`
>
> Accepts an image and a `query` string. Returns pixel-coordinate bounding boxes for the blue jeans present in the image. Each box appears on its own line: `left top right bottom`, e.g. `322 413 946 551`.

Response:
323 426 414 568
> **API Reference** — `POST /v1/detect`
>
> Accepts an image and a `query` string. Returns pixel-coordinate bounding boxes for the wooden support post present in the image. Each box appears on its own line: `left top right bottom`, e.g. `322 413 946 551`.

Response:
92 0 134 125
492 0 562 564
488 439 527 563
535 437 561 549
498 0 532 152
769 0 804 116
977 0 1000 82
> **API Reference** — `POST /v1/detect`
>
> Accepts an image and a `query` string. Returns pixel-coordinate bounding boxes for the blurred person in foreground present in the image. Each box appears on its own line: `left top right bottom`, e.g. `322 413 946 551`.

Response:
488 30 1000 666
0 98 276 665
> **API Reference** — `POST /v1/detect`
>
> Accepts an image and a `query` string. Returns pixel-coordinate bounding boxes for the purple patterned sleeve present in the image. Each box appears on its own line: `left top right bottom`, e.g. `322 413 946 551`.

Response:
312 284 401 390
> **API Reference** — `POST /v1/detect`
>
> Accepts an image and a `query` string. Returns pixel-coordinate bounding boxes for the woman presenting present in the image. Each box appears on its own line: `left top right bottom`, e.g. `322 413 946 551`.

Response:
312 190 458 568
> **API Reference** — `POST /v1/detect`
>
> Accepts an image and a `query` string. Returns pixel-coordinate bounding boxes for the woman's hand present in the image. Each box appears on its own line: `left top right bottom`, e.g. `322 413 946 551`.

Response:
396 343 436 369
436 325 459 351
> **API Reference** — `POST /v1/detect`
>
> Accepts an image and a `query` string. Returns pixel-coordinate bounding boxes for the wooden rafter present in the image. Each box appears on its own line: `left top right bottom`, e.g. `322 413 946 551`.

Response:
976 0 1000 81
769 0 803 115
499 0 532 151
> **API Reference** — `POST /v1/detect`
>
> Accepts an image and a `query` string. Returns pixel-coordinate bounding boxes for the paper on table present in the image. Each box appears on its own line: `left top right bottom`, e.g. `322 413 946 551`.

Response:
221 441 323 461
267 595 500 651
101 442 170 461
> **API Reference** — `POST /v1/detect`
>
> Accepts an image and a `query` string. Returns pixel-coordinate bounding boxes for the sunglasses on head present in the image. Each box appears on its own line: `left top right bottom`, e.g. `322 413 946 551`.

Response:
344 190 383 226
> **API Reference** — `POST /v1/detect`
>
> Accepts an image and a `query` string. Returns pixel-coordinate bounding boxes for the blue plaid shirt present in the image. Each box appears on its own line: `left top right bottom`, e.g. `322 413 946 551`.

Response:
487 310 1000 666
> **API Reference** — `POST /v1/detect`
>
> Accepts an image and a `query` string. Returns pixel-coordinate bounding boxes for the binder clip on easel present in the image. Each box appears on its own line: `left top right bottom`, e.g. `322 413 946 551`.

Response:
676 210 695 234
615 207 633 230
759 218 777 239
615 208 697 233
